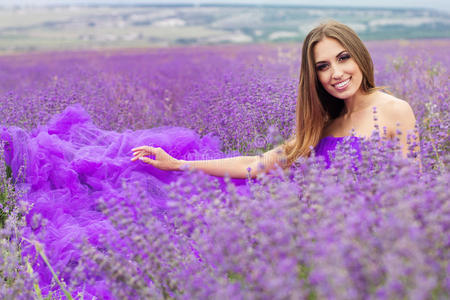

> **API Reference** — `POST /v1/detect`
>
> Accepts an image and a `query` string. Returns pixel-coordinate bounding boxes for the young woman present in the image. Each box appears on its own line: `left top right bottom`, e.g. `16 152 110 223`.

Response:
131 21 417 178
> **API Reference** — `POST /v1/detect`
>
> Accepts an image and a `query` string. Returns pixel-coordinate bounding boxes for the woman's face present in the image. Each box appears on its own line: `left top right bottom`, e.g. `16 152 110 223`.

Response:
313 37 363 100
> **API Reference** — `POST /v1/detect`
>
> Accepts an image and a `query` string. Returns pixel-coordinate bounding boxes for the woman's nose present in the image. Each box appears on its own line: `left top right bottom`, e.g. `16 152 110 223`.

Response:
332 65 344 80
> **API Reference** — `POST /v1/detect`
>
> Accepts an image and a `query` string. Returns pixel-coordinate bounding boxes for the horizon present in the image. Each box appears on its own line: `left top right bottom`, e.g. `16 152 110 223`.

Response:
1 1 448 53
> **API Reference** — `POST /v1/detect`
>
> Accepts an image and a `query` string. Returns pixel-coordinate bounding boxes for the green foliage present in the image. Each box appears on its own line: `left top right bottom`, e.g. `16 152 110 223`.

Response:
6 164 12 179
298 263 317 300
24 238 76 300
227 270 246 283
0 164 14 228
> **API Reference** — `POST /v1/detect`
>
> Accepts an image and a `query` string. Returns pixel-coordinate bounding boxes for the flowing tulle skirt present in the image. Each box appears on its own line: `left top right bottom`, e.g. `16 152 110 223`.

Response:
1 104 239 293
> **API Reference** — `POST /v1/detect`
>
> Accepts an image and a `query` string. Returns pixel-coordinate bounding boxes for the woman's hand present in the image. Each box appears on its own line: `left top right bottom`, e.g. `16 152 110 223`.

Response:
131 146 182 171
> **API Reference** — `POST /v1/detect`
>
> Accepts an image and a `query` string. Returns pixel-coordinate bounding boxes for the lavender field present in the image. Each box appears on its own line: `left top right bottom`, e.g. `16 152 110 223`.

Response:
0 39 449 299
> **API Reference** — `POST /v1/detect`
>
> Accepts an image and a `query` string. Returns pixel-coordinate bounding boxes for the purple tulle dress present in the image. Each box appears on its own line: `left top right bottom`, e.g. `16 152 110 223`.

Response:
313 135 362 167
0 105 228 292
0 105 360 294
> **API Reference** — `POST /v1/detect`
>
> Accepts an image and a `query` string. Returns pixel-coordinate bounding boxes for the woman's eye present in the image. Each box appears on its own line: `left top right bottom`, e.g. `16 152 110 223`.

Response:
316 64 328 71
338 53 351 62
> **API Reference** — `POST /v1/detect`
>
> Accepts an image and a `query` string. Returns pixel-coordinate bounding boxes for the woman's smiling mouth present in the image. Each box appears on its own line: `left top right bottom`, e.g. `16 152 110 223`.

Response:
333 77 351 90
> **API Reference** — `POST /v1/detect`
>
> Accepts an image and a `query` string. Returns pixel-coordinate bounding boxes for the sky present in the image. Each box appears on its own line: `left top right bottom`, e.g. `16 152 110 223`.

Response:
0 0 449 12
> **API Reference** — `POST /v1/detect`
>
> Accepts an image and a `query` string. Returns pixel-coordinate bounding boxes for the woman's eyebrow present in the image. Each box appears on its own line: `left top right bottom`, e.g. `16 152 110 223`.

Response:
315 50 347 64
336 50 347 57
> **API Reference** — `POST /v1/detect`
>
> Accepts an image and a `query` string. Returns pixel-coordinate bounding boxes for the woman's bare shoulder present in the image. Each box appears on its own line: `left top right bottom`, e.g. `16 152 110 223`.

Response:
375 92 415 118
374 92 416 135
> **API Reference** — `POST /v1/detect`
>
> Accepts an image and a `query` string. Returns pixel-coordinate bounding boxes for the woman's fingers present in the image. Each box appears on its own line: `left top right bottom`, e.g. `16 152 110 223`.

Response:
130 146 177 170
130 153 156 165
132 145 157 152
130 154 142 161
130 146 161 162
131 146 152 155
138 156 156 166
132 151 148 157
131 146 161 155
131 151 152 161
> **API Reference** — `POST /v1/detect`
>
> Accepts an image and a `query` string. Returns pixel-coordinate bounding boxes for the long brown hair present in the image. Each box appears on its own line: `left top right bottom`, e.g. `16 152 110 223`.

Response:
284 20 376 165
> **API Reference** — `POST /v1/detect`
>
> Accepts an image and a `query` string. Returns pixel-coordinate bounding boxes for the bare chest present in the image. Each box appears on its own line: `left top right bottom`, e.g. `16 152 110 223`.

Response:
323 110 391 138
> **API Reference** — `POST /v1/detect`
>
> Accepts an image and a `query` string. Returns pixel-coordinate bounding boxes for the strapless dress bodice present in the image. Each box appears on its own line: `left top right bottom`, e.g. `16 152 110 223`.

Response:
314 136 362 167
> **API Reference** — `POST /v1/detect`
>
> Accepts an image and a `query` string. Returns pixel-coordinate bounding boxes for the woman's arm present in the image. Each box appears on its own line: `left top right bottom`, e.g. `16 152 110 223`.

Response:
383 99 420 158
131 145 286 179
